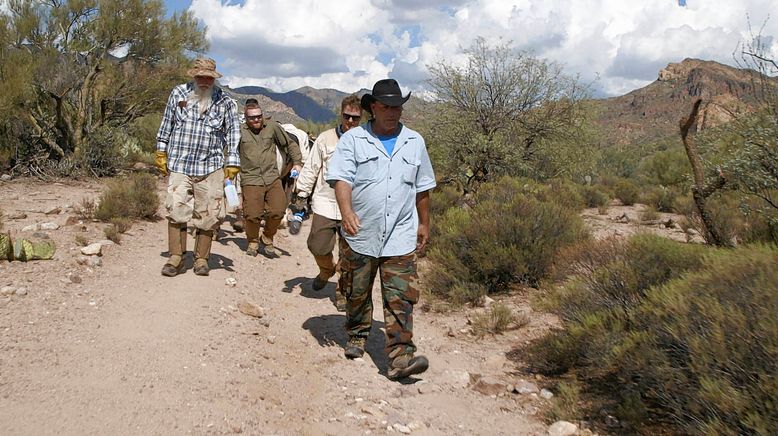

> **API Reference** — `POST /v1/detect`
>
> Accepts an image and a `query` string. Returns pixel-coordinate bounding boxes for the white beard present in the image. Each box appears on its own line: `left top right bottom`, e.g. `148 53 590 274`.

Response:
187 86 213 116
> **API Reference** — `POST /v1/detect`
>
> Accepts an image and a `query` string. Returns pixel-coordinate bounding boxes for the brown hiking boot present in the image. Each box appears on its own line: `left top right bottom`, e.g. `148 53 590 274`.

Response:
246 241 259 257
312 275 328 291
193 230 213 276
161 255 186 277
335 292 347 312
387 353 429 381
344 337 365 359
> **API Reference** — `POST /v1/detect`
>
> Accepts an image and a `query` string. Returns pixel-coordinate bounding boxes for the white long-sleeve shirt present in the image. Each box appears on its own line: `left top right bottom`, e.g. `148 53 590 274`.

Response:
296 127 341 220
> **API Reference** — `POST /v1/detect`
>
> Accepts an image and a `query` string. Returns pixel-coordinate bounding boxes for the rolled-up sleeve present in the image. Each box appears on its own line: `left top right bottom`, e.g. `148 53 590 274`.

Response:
415 138 436 193
325 133 356 187
224 99 241 167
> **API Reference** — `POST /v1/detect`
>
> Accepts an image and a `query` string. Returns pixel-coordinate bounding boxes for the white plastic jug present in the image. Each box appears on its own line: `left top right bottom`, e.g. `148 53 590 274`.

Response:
224 179 239 208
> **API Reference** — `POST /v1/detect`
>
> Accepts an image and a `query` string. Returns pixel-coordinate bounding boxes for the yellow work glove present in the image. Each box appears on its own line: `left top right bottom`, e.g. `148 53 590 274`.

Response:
224 166 240 181
154 151 168 176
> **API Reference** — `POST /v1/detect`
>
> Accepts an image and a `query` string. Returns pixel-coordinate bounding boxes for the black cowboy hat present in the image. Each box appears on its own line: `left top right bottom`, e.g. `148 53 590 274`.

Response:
360 79 411 113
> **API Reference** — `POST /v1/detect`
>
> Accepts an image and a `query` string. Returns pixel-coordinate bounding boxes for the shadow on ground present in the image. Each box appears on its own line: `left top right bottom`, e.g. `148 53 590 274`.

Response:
302 314 390 374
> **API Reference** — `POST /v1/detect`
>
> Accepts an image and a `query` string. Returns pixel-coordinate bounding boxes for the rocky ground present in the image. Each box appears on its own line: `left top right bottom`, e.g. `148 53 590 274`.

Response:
0 178 570 436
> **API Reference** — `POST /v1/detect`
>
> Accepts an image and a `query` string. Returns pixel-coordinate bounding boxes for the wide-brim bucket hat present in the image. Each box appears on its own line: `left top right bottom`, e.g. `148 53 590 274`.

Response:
361 79 411 113
187 58 223 78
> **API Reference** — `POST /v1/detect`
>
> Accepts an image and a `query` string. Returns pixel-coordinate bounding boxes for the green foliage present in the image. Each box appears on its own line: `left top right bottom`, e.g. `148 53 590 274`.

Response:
95 173 159 221
1 0 206 172
103 225 122 244
626 245 778 434
422 38 590 194
580 184 610 208
532 235 778 434
472 303 518 335
640 185 678 212
426 177 588 305
639 206 660 222
74 234 88 247
110 217 132 234
0 207 3 231
548 380 583 422
637 147 690 188
613 178 639 206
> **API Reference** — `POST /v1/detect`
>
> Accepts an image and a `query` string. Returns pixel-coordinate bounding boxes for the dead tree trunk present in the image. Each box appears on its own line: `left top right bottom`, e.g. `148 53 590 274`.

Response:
679 99 730 247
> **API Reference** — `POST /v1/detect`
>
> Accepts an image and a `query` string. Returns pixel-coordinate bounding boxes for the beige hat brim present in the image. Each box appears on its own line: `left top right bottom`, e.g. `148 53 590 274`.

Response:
187 68 223 78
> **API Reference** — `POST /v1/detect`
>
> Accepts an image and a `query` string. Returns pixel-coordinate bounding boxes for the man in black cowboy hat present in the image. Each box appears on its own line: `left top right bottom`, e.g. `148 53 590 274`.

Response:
326 79 436 380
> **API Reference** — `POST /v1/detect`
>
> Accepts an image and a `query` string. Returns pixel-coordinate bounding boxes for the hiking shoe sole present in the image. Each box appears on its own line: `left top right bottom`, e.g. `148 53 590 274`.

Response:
344 346 364 359
387 356 429 380
161 263 185 277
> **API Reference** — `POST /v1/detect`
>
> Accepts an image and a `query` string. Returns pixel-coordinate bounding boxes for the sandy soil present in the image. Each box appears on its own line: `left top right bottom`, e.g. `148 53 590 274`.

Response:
1 178 555 436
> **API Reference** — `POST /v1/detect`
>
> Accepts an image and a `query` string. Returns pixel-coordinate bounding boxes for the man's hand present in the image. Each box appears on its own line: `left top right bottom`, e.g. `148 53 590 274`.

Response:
224 166 240 181
290 193 307 214
291 164 302 176
416 223 430 252
155 151 168 176
341 210 361 236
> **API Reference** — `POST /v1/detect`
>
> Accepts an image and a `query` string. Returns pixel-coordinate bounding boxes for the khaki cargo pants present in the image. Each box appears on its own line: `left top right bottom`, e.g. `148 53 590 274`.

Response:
166 170 225 230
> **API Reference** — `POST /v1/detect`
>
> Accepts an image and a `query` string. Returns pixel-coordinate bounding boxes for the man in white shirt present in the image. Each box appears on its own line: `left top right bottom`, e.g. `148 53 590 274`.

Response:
294 95 362 311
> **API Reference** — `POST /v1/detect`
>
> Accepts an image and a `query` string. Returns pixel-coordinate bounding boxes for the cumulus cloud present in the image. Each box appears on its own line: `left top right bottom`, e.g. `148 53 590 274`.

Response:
189 0 778 96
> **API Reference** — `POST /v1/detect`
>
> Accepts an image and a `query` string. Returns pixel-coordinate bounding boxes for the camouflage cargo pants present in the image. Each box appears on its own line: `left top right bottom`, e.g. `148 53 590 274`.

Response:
341 241 419 359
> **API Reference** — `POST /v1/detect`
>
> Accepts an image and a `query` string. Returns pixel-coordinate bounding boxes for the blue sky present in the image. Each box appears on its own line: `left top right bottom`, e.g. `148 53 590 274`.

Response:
165 1 778 96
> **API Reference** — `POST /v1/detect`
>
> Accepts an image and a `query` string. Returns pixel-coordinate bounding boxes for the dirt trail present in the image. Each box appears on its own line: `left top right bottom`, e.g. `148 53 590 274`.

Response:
0 179 549 435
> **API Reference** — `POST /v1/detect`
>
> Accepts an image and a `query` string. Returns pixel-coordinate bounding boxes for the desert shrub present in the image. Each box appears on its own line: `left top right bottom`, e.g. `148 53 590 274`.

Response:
74 234 88 246
639 206 660 222
426 176 588 305
103 225 122 244
430 183 462 239
620 245 778 434
548 380 583 422
0 208 3 231
637 148 689 187
78 126 126 177
597 204 609 215
95 173 159 221
613 178 640 206
74 197 97 220
472 303 517 335
581 185 610 208
532 234 708 374
110 217 132 234
539 179 586 211
641 186 678 212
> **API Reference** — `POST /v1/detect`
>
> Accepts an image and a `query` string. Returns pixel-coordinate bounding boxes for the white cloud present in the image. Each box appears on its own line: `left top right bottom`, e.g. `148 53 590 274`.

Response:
190 0 778 96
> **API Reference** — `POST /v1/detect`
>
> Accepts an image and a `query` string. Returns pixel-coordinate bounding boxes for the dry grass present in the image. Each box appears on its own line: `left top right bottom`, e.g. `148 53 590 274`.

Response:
472 302 528 335
74 234 89 246
74 197 97 220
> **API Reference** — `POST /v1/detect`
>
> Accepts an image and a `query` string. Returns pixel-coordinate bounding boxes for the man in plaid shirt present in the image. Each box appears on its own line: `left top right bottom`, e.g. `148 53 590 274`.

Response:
155 58 241 277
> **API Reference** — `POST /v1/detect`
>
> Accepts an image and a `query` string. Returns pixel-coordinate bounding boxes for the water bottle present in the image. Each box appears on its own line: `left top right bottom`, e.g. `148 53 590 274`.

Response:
224 179 239 208
289 211 304 235
290 169 299 178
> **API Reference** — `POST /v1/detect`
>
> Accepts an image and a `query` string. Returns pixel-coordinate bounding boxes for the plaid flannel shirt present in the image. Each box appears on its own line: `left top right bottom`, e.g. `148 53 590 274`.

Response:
156 83 240 177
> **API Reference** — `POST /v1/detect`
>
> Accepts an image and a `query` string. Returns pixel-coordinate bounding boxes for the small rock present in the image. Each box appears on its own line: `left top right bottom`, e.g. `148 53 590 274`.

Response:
267 335 276 344
417 383 438 395
547 420 578 436
96 239 115 247
513 380 540 395
22 224 40 232
14 287 27 296
0 174 11 181
44 207 61 215
440 369 471 389
1 286 15 296
392 423 411 434
483 295 495 306
472 376 507 396
133 162 150 171
76 256 90 265
81 243 102 256
540 388 554 400
87 256 102 267
225 277 237 287
68 274 82 284
8 212 27 220
40 222 60 230
65 216 82 226
238 301 264 318
32 232 50 239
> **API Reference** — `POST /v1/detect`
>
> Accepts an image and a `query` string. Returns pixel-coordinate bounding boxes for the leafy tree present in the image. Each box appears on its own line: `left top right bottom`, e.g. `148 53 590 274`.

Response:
2 0 206 165
423 38 591 194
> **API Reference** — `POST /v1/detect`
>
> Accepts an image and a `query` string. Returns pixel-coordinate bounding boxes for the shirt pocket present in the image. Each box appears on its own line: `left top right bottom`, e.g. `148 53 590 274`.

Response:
355 148 381 183
206 106 225 134
401 155 420 184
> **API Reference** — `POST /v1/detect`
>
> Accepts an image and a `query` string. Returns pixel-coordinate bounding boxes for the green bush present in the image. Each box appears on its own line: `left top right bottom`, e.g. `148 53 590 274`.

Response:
639 206 660 222
533 234 708 374
430 183 462 239
426 176 588 305
472 302 517 335
95 173 159 221
580 185 610 208
79 126 126 177
103 225 122 244
641 186 678 212
531 236 778 434
624 245 778 434
613 178 640 206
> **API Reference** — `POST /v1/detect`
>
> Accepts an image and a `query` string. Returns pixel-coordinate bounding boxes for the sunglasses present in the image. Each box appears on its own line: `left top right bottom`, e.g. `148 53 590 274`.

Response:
246 115 263 120
342 113 362 121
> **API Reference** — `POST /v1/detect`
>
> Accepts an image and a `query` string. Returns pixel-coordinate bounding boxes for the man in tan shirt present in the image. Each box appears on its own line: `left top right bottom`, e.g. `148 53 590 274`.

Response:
239 102 302 258
294 95 362 311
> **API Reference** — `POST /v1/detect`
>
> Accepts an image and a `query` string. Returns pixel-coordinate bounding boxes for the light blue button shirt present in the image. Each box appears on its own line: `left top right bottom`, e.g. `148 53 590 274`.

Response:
326 122 436 258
